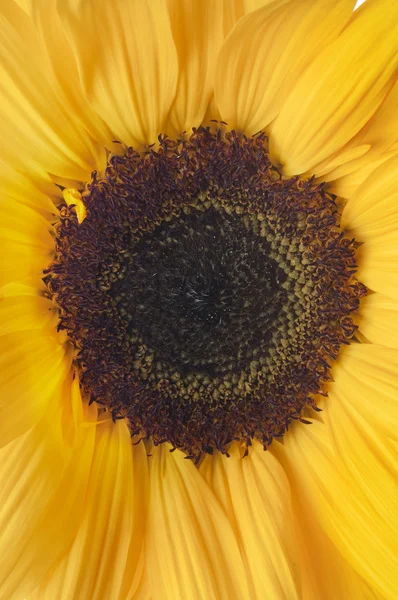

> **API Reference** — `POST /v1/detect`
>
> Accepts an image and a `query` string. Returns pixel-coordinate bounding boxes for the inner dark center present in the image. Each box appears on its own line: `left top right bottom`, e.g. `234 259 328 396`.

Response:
111 208 284 377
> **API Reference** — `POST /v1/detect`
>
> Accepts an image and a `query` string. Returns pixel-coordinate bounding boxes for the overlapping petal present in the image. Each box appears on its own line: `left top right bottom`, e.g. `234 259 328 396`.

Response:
31 0 117 160
355 231 398 302
0 294 57 336
342 154 398 238
166 0 273 135
215 0 355 135
276 345 398 600
165 0 225 136
13 0 31 12
0 166 58 218
356 293 398 348
0 202 55 285
0 394 97 600
201 441 300 599
31 418 148 600
324 81 398 196
270 0 398 175
330 146 398 200
0 331 72 447
0 1 104 181
58 0 178 150
0 167 59 287
270 443 381 600
342 154 398 300
146 443 250 600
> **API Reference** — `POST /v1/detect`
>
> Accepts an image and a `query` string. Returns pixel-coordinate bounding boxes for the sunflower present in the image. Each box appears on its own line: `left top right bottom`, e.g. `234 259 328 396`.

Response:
1 0 397 598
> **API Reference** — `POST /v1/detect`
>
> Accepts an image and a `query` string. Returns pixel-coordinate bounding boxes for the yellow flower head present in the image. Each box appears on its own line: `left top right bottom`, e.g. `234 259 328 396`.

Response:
0 0 397 599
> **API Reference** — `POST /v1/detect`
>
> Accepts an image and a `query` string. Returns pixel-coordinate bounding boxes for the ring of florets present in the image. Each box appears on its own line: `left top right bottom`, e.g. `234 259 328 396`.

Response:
45 127 366 459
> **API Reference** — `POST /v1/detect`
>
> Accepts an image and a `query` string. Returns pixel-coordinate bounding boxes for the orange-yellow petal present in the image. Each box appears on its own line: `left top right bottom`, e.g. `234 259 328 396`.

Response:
339 145 398 301
0 1 103 181
0 331 72 447
201 441 300 599
0 396 97 600
0 294 57 336
166 0 225 135
281 418 398 600
0 200 54 286
221 0 282 37
327 81 398 196
341 154 398 241
270 0 398 175
13 0 31 13
59 0 178 149
331 344 398 444
330 146 398 200
276 344 398 599
0 165 57 219
356 230 398 301
146 443 250 600
118 441 149 600
215 0 356 135
166 0 273 135
356 293 398 349
271 440 381 599
31 0 117 157
31 417 148 600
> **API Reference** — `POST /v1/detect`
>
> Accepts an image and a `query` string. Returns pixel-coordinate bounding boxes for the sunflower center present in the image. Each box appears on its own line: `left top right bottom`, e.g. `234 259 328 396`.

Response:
46 127 365 459
111 207 283 378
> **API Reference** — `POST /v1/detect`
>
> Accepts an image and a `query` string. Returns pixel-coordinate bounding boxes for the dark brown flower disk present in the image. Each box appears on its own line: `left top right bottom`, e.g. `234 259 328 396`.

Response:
45 127 366 459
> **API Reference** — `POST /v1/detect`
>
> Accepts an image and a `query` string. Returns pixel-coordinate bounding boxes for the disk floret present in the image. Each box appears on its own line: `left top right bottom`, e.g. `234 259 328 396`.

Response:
46 128 365 459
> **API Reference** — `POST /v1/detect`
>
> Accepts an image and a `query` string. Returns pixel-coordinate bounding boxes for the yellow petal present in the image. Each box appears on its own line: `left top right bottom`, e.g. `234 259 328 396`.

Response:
132 575 151 600
13 0 31 13
63 188 87 223
356 230 398 301
326 346 398 594
339 121 398 300
58 371 84 449
0 396 97 600
31 0 117 156
271 440 381 599
0 201 53 249
0 331 72 446
0 2 103 181
0 201 54 285
270 0 398 175
215 0 356 135
1 281 47 297
33 417 148 600
311 143 371 179
59 0 178 149
201 0 276 126
356 293 398 348
283 419 398 600
341 154 398 241
166 0 272 135
326 81 398 195
330 146 398 199
331 344 398 443
118 441 149 600
0 294 57 336
0 165 57 220
114 547 151 600
146 443 250 600
166 0 225 135
201 441 300 599
221 0 280 37
277 344 398 599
